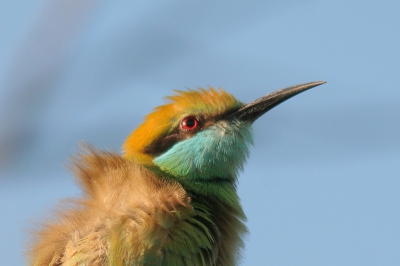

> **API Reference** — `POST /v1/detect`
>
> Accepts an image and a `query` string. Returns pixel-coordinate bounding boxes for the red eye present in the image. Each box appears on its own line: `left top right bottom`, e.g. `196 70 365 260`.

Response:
181 116 199 131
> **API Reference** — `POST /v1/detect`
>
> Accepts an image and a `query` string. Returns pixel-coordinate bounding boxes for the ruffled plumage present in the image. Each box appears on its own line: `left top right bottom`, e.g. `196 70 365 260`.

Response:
28 145 247 266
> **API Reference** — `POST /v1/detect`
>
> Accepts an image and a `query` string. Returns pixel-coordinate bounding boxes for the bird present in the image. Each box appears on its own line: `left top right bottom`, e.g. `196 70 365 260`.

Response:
28 81 325 266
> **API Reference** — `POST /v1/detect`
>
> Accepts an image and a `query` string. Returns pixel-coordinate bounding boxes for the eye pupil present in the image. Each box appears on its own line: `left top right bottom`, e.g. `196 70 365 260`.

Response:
181 116 199 130
186 119 195 127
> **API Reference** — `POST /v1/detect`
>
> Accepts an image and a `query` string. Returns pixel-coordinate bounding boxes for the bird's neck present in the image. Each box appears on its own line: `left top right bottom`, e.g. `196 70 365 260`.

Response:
146 164 239 209
188 183 247 265
146 163 248 265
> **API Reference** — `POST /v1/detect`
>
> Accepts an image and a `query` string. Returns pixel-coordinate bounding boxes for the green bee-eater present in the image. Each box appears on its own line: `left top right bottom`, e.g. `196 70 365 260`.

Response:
28 81 325 266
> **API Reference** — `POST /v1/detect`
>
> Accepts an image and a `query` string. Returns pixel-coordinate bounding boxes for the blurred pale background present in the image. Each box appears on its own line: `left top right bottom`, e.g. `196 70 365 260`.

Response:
0 1 399 265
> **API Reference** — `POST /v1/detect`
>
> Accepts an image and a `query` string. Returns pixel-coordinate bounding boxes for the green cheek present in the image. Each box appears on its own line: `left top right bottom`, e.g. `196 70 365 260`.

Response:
153 121 253 182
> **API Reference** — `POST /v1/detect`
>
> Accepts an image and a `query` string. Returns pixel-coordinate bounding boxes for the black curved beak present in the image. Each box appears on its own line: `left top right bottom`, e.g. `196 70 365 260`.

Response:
228 81 326 123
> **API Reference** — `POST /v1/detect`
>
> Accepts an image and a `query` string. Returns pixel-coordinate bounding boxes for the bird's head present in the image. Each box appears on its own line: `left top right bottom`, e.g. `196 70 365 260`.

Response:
123 82 325 198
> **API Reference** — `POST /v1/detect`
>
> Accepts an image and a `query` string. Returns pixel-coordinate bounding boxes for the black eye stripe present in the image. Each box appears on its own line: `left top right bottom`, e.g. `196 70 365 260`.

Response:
143 106 241 156
143 133 184 156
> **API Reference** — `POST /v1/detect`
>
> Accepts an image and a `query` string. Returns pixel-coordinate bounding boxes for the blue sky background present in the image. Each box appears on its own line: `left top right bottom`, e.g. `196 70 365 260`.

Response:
1 1 399 265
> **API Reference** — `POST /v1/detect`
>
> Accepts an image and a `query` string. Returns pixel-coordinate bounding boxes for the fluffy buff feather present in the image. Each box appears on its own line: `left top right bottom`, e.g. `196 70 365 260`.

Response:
28 145 246 266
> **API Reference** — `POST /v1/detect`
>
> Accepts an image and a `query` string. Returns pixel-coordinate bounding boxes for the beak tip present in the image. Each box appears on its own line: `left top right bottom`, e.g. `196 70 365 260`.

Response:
304 80 327 88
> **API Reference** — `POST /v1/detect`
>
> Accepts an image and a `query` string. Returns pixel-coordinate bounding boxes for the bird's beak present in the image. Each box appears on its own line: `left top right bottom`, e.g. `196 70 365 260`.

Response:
227 81 326 123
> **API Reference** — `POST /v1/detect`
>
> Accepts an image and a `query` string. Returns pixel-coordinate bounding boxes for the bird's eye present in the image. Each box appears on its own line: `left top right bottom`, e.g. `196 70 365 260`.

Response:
181 116 199 131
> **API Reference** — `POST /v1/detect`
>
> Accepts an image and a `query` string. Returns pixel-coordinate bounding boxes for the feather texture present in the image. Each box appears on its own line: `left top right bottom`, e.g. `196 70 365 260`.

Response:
28 145 247 266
